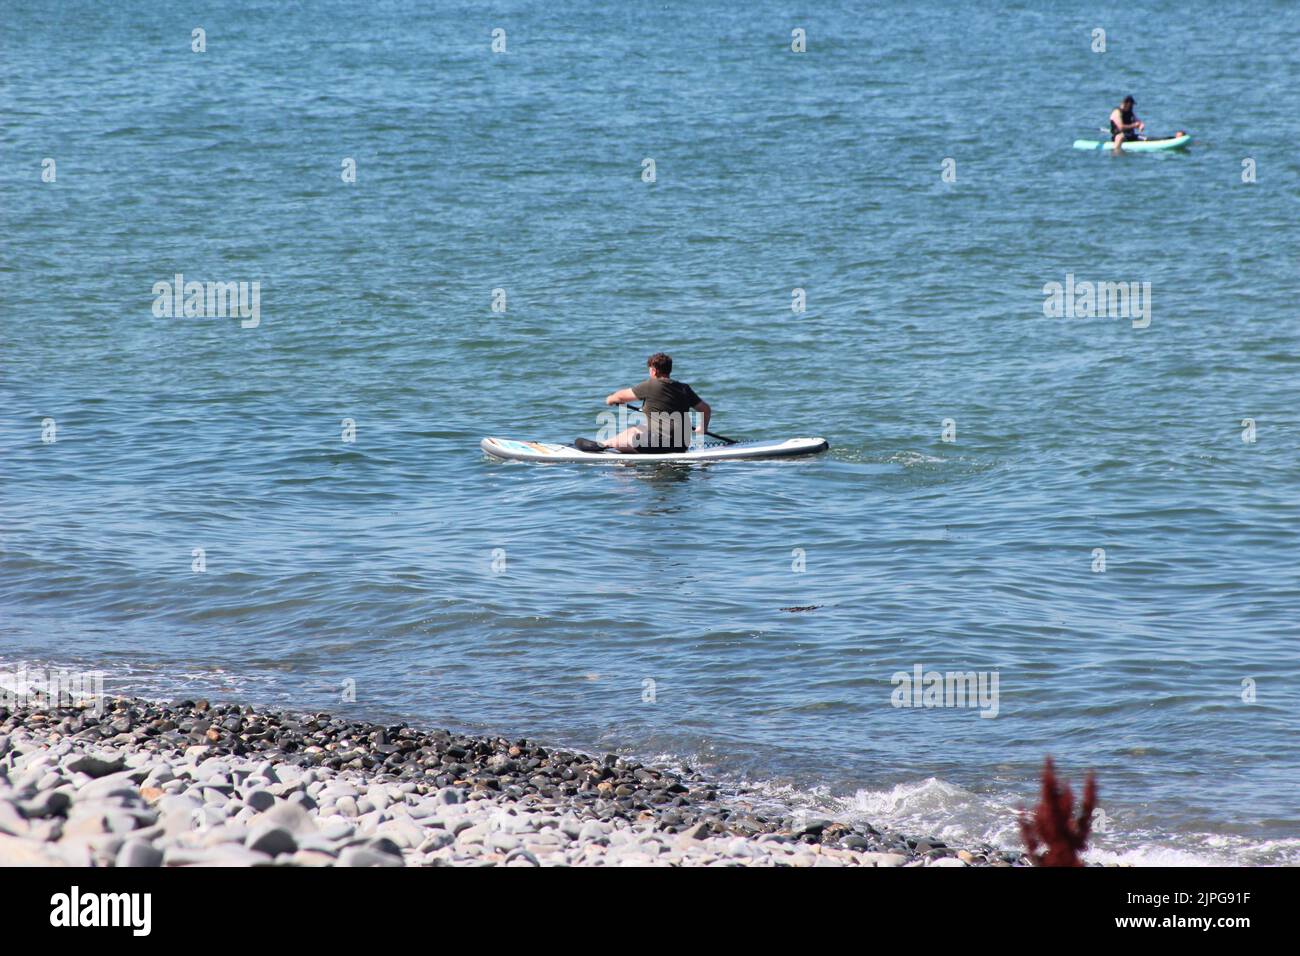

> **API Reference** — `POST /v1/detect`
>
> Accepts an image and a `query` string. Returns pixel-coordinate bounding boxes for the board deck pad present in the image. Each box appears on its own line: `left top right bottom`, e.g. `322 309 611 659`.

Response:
481 436 829 464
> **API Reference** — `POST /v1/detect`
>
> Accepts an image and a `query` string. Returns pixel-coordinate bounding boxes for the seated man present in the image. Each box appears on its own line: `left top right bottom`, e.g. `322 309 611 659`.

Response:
577 352 711 453
1109 95 1144 149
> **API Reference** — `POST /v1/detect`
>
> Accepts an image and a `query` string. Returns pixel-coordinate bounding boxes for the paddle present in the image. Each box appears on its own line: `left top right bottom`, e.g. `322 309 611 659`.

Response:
1096 125 1147 140
626 403 739 445
1096 128 1143 139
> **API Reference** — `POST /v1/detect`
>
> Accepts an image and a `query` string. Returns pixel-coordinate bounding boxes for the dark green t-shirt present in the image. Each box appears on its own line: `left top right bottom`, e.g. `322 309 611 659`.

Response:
632 377 701 452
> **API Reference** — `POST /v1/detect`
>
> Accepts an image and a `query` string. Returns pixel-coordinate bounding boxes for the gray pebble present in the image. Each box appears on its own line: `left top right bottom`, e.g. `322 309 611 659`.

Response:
78 769 146 801
259 800 317 835
115 839 164 867
65 753 126 778
417 831 455 853
287 791 317 812
0 806 31 842
164 844 273 867
319 820 355 841
19 789 71 819
245 789 276 812
337 846 403 867
288 849 337 866
246 824 297 857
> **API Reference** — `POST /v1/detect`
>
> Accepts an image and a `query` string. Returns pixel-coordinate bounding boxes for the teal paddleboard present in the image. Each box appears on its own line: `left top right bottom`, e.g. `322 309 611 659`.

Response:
1073 132 1191 152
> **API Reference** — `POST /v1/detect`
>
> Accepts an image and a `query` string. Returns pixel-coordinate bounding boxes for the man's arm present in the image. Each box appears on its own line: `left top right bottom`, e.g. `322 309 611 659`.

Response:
605 387 638 405
1111 108 1142 132
693 400 711 434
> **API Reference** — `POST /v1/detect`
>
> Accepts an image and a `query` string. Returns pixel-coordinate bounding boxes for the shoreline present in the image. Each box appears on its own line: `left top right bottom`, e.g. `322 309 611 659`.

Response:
0 694 1022 867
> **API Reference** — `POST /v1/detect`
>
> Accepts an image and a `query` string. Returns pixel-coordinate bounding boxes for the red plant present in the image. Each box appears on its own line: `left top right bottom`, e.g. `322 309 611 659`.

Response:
1019 757 1098 866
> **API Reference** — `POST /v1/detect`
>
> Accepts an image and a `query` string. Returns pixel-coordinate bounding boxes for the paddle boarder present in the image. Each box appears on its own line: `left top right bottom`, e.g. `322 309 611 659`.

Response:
1109 95 1144 150
576 352 711 453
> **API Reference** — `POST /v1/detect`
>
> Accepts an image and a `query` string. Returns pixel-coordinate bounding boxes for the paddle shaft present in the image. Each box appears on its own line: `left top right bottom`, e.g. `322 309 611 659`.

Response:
1098 125 1146 139
625 403 738 445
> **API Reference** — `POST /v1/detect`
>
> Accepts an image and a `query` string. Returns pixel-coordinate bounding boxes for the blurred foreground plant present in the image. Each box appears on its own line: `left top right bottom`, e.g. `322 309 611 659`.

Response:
1020 757 1098 866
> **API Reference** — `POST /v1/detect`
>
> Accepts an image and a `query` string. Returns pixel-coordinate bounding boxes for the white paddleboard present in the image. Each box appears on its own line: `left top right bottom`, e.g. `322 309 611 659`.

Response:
481 436 830 464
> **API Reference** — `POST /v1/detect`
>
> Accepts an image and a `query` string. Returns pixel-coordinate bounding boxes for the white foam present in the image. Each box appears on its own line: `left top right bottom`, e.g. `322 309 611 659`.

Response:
713 772 1300 866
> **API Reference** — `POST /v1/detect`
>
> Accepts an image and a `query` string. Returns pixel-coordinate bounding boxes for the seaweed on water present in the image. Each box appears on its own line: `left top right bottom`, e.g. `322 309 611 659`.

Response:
1019 757 1098 867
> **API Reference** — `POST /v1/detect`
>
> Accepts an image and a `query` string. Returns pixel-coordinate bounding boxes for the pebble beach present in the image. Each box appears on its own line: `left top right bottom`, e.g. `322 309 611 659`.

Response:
0 695 1022 868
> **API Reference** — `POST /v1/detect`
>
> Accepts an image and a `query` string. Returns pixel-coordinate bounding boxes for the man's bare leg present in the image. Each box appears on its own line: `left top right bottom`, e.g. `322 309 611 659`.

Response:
604 425 647 452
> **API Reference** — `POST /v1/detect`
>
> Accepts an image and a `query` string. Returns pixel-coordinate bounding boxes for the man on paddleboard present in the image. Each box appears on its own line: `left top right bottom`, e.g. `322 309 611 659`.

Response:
576 352 711 453
1109 95 1144 149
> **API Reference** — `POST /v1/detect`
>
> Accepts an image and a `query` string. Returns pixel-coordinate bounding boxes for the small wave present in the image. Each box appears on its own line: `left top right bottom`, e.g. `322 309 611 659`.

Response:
888 451 946 466
678 772 1299 866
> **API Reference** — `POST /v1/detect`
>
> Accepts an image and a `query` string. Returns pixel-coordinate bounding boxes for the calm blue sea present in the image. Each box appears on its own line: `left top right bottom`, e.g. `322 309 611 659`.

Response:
3 0 1299 863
